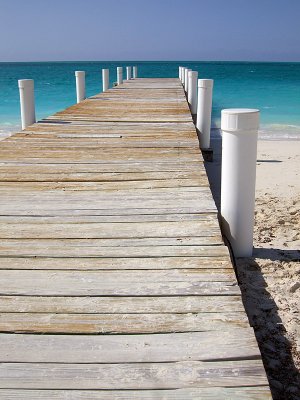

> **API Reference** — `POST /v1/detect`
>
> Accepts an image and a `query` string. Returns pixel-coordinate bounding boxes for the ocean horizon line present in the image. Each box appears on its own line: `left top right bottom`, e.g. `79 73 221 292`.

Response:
1 60 300 64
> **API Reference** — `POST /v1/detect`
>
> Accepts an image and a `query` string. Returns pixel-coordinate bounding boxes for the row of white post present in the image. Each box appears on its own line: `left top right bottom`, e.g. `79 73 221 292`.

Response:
179 66 213 150
76 66 138 103
179 65 259 258
18 66 139 129
17 66 259 258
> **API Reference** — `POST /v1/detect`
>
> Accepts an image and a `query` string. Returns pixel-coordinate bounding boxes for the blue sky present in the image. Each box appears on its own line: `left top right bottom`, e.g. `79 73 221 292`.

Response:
1 0 300 61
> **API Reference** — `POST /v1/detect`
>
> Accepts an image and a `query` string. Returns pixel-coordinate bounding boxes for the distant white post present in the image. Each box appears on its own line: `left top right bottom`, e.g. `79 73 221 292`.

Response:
75 71 86 103
117 67 123 85
126 66 132 80
102 69 109 92
179 66 182 80
18 79 36 130
182 67 186 86
221 108 259 257
196 79 214 149
188 71 198 114
133 66 138 78
184 69 191 92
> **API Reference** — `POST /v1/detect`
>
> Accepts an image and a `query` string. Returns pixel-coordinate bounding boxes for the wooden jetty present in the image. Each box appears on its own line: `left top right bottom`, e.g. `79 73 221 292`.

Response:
0 78 271 398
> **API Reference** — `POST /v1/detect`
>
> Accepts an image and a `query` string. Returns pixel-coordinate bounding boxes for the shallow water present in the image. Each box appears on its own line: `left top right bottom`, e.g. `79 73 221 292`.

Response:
1 61 300 139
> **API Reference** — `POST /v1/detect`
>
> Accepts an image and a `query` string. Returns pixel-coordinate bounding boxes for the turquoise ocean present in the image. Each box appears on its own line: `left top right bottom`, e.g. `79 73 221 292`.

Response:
1 61 300 139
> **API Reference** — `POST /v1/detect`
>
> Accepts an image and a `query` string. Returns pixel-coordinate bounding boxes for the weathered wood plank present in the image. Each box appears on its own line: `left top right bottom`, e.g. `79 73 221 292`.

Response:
0 207 218 216
0 161 204 171
0 360 269 389
0 243 228 257
0 295 244 313
0 312 249 333
0 388 273 399
0 236 223 249
0 270 239 295
0 330 259 362
0 139 200 149
0 177 208 186
0 256 232 270
0 185 211 197
0 269 236 283
0 175 208 185
0 213 218 223
0 220 221 239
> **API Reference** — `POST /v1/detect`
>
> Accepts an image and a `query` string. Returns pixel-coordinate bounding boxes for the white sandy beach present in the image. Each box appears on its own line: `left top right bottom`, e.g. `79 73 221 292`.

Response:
207 138 300 399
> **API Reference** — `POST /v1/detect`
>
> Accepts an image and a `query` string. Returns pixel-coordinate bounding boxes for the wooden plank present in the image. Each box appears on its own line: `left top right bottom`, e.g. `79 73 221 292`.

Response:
0 207 218 216
0 161 204 172
0 221 221 239
0 295 244 313
0 269 235 283
0 174 207 184
0 256 232 270
0 186 209 196
0 174 206 183
0 270 239 296
0 243 228 257
0 236 223 248
0 201 217 214
0 330 260 362
0 139 200 149
0 360 269 389
0 312 249 333
0 213 219 223
0 387 273 399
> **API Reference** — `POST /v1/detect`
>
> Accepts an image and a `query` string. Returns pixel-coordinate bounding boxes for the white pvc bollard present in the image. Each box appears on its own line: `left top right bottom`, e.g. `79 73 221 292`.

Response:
117 67 123 85
188 71 198 114
133 66 138 78
102 69 109 92
196 79 214 149
126 66 132 80
179 66 182 80
182 67 186 86
75 71 86 103
184 69 191 92
18 79 36 130
221 109 260 257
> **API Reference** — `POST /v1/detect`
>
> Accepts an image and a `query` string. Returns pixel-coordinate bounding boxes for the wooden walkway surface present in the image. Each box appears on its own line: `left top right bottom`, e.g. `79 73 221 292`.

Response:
0 78 271 398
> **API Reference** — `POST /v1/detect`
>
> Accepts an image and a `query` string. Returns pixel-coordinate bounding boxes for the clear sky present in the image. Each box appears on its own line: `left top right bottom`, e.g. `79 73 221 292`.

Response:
1 0 300 62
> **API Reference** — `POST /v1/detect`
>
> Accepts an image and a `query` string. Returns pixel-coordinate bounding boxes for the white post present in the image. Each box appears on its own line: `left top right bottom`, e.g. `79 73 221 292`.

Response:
126 66 132 80
133 66 138 78
182 67 186 86
184 69 191 92
117 67 123 85
18 79 36 130
102 69 109 92
220 109 259 257
75 71 86 103
188 71 198 114
179 66 182 80
196 79 214 149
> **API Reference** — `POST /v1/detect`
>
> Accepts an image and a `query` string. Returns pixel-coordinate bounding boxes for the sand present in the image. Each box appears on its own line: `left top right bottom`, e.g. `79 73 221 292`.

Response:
206 139 300 400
